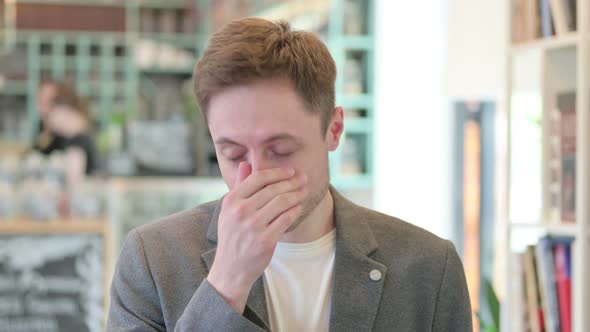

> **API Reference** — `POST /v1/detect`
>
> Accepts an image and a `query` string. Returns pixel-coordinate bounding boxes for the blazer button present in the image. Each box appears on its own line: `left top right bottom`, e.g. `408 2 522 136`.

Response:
369 269 382 281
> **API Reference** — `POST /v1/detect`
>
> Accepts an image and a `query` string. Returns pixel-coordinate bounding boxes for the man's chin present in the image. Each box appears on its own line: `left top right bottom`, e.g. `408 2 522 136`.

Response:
284 184 329 234
285 213 307 233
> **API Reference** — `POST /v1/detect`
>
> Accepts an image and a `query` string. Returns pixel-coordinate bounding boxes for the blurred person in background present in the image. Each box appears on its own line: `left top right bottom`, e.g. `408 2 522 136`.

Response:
44 87 98 182
34 80 97 177
33 80 71 155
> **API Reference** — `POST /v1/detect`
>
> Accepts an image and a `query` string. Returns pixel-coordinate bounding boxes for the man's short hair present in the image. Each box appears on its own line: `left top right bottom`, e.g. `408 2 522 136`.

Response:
193 17 337 134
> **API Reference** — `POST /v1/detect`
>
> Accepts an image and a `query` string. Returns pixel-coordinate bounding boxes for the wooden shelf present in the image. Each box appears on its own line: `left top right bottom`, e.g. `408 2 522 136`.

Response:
138 33 203 48
14 0 127 7
135 0 192 9
0 219 108 234
509 222 578 237
16 30 128 42
254 0 331 23
344 118 372 133
0 141 30 155
510 33 579 53
0 81 29 95
139 66 194 75
110 176 227 192
38 56 128 71
337 94 373 109
340 36 373 50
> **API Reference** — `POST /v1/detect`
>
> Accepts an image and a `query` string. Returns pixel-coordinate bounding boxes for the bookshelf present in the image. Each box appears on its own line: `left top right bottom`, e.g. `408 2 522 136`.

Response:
510 32 579 52
0 218 108 233
327 0 375 199
503 0 590 331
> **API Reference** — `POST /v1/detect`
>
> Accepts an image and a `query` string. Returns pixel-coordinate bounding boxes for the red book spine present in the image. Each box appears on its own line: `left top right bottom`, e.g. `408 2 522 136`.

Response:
538 308 545 331
554 244 571 332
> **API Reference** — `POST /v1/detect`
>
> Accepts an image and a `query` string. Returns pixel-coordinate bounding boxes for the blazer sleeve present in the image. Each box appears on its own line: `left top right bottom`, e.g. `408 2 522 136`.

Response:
175 279 268 331
107 230 268 332
107 230 166 331
432 241 473 332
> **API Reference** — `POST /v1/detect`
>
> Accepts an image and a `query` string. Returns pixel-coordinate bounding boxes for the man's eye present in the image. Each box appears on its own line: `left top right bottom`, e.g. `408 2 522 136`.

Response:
271 151 293 158
227 155 245 162
220 146 246 162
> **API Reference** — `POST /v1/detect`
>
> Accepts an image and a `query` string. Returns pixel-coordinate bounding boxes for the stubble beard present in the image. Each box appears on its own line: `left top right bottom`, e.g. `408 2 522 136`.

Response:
284 169 330 233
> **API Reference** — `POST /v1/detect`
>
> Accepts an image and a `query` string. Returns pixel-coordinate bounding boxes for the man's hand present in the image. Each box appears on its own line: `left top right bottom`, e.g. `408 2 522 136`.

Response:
207 162 307 313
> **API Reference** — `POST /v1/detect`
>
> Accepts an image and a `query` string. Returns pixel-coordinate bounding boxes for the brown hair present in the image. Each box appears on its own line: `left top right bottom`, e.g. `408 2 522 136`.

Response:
193 17 337 134
49 82 90 120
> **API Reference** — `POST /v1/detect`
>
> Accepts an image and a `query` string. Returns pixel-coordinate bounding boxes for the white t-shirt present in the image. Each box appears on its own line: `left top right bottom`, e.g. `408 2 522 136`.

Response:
263 229 336 332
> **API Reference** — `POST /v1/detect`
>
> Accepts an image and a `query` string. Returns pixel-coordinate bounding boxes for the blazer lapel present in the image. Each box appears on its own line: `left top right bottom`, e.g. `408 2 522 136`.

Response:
328 188 387 332
201 199 270 328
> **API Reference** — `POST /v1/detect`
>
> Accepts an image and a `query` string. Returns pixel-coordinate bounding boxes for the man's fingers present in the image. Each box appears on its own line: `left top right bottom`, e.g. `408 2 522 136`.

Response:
252 189 306 226
234 167 294 198
264 203 303 238
248 173 307 210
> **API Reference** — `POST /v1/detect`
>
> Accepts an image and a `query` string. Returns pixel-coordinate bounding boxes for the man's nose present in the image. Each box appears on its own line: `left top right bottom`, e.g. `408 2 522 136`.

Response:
249 152 274 172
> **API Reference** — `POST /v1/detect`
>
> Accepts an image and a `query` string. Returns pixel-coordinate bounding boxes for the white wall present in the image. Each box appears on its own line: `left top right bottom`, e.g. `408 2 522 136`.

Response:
374 0 452 240
445 0 507 100
374 0 507 242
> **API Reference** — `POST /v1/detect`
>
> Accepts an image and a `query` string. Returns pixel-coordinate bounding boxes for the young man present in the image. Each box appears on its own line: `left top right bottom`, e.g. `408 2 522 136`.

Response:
108 18 472 331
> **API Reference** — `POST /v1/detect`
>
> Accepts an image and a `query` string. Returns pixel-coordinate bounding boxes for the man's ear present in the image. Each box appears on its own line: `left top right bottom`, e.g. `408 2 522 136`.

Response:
326 106 344 151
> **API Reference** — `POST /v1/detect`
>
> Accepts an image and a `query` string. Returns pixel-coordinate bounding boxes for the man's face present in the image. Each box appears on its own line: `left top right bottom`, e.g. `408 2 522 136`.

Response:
208 78 343 231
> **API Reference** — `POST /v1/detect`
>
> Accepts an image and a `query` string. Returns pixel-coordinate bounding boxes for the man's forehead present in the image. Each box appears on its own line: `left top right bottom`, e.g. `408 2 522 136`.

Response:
214 132 304 146
208 79 306 113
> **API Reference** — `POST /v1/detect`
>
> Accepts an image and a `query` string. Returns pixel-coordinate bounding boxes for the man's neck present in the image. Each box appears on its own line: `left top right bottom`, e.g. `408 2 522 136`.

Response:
279 190 335 244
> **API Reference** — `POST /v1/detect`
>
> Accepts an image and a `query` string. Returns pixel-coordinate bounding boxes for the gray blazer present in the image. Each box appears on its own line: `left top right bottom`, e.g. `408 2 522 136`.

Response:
107 188 472 331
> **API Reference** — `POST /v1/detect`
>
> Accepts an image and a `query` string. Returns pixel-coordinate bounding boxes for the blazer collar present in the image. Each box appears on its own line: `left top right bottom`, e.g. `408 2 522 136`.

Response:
328 187 386 331
205 195 223 244
330 187 378 256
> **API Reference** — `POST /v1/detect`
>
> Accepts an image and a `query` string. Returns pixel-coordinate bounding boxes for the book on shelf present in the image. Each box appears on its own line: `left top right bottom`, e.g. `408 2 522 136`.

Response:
554 241 572 332
510 252 527 332
343 0 366 35
512 0 541 42
525 0 541 40
549 0 576 35
540 0 555 37
548 108 561 221
513 0 577 43
512 0 526 42
523 245 544 332
535 237 561 332
558 92 576 223
139 7 196 34
513 236 574 332
343 57 364 95
549 0 568 35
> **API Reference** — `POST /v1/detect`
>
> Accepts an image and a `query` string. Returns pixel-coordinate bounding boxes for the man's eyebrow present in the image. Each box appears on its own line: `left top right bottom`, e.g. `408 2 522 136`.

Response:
214 137 241 146
214 134 303 146
263 134 303 144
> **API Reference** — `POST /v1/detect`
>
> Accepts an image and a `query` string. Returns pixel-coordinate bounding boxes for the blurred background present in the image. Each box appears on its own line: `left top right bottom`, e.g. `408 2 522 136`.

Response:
0 0 588 331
